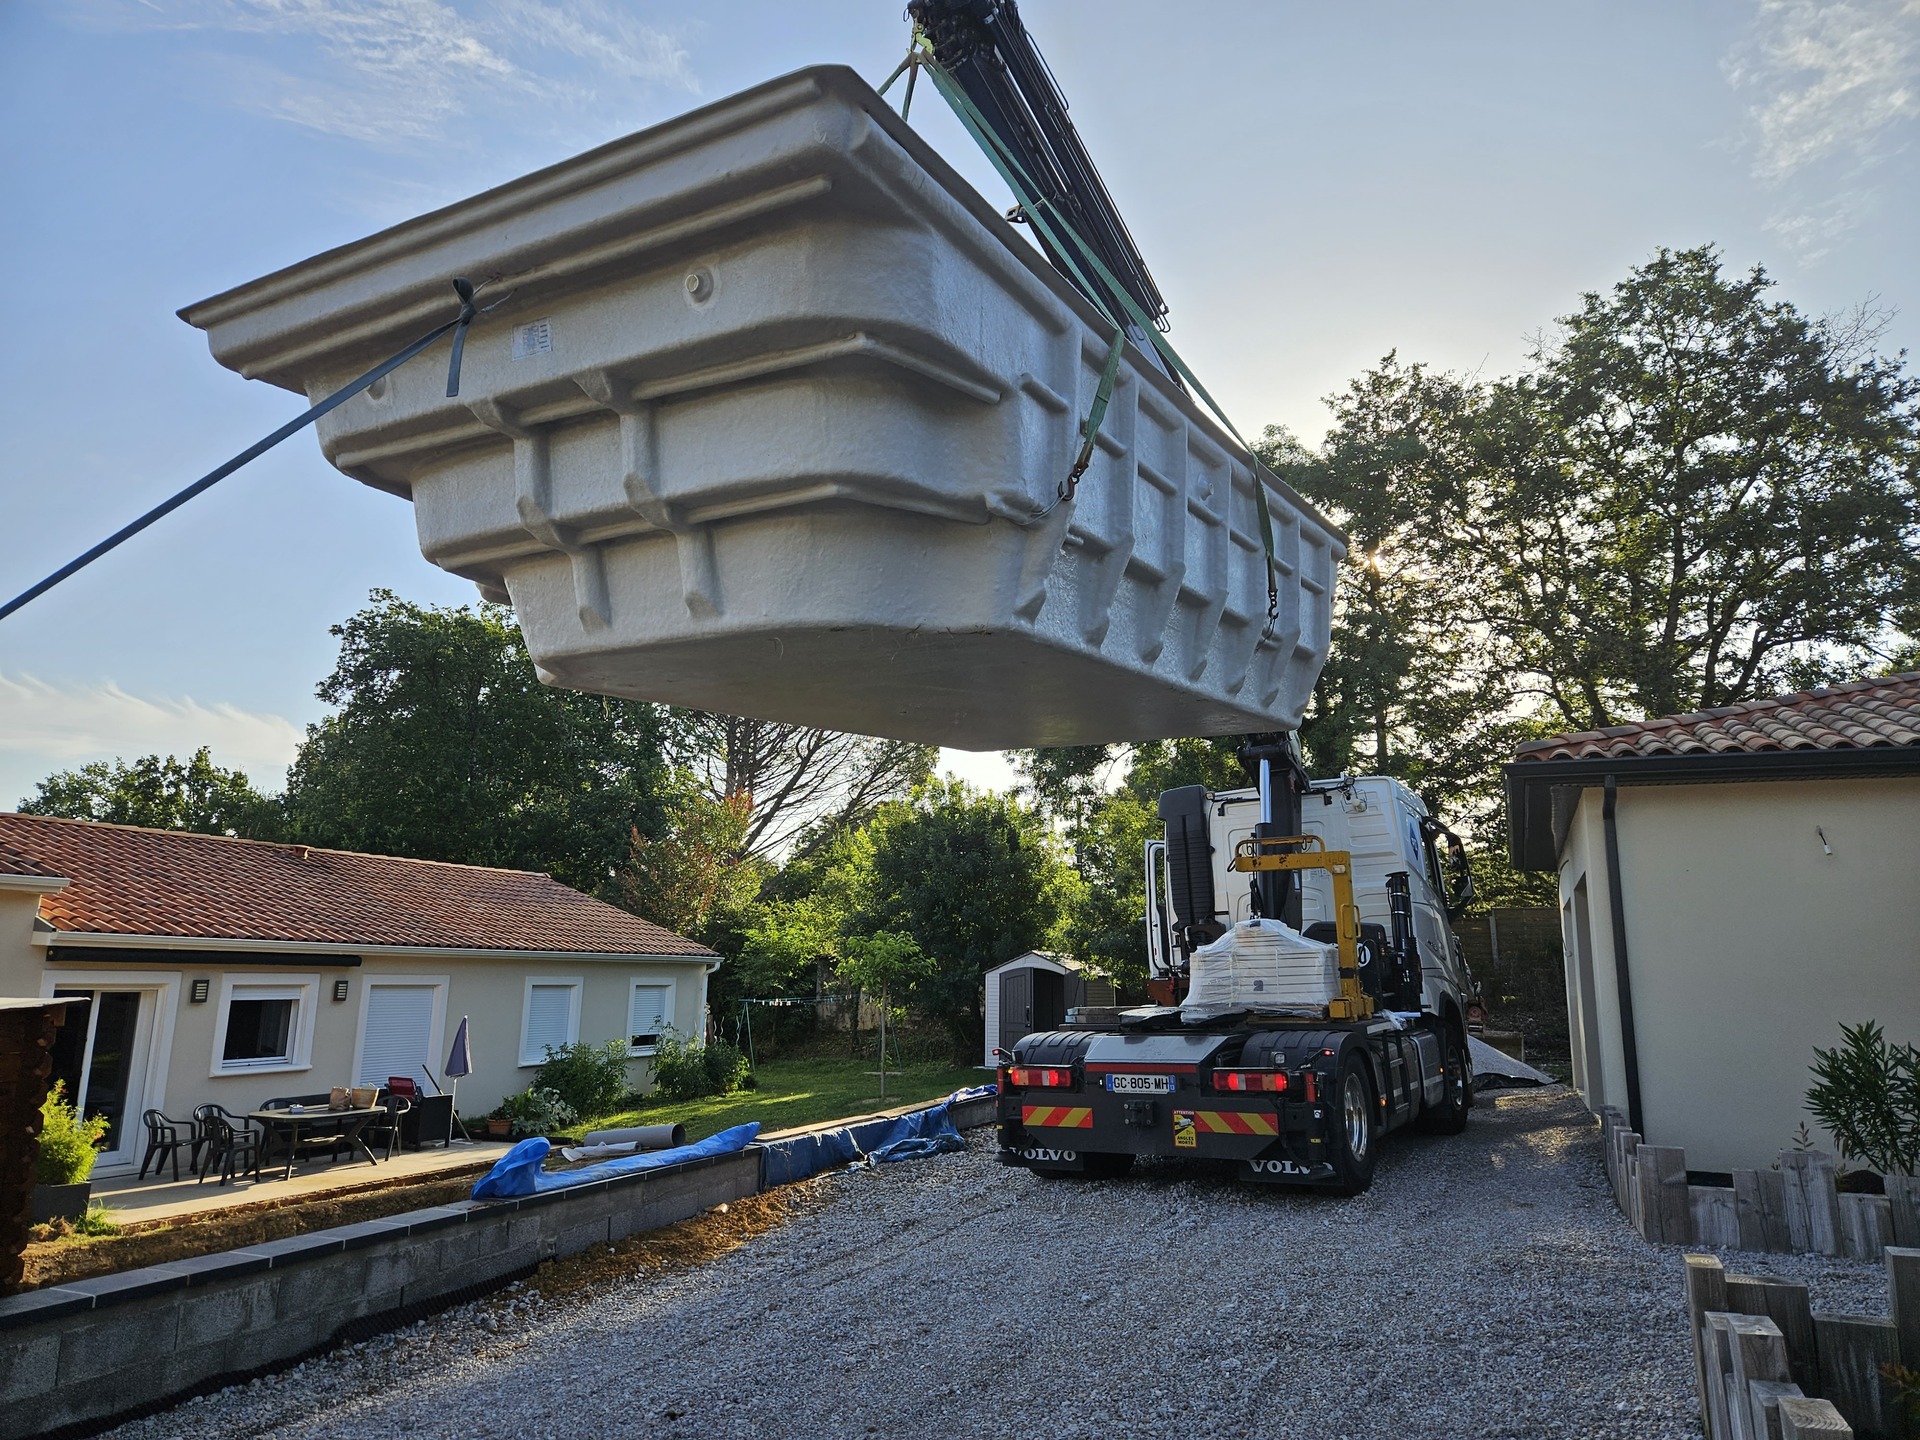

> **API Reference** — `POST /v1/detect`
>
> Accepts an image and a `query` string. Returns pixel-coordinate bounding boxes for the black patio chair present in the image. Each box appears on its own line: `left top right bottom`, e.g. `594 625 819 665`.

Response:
192 1106 262 1186
137 1109 197 1181
361 1091 412 1160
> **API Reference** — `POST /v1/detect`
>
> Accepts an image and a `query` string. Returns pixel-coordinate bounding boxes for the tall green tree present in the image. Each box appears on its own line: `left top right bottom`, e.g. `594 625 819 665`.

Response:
1447 245 1920 728
283 590 669 893
18 748 281 838
857 781 1072 1058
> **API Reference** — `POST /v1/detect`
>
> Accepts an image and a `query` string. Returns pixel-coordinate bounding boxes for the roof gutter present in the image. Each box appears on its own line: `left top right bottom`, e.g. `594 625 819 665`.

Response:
0 874 70 895
1504 744 1920 870
1601 775 1644 1136
34 931 718 965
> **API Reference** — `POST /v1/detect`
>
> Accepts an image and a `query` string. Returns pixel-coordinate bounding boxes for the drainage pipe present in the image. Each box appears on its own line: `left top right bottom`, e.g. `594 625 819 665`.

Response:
1601 775 1645 1136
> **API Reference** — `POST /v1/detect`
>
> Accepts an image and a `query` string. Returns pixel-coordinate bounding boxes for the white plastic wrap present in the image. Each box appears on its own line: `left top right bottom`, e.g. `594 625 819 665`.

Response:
1181 918 1339 1021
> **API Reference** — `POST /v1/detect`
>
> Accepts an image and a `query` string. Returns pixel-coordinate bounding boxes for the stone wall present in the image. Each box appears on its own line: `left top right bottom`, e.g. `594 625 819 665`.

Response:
0 1092 999 1438
0 1148 759 1437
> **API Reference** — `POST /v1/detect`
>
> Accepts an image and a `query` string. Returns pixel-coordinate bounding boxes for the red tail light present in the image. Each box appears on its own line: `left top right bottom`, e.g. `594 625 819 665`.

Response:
1007 1066 1074 1088
1215 1070 1288 1094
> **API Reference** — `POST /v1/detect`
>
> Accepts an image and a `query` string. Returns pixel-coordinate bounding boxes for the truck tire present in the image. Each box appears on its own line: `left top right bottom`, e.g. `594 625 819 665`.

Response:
1418 1025 1472 1136
1327 1053 1379 1196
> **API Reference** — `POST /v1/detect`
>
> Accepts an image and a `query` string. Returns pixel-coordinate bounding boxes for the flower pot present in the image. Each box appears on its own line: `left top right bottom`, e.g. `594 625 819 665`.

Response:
485 1119 511 1139
30 1181 91 1225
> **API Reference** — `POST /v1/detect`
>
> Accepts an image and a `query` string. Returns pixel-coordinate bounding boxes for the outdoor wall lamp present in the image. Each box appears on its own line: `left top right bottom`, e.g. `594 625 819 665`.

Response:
189 978 210 1004
333 979 351 1002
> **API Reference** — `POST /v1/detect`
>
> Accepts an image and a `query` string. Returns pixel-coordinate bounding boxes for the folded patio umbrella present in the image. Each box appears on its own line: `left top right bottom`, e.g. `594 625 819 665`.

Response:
445 1017 473 1141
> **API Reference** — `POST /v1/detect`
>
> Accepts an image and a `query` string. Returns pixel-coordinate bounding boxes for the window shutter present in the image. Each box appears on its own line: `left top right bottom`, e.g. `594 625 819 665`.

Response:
358 984 437 1089
628 983 671 1049
522 983 576 1065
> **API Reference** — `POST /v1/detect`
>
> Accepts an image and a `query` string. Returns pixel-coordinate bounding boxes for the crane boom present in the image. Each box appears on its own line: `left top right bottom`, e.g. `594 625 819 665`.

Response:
906 0 1172 366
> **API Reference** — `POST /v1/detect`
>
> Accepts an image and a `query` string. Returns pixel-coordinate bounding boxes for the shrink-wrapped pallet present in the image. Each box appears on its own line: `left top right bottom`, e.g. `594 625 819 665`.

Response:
180 66 1343 749
1182 919 1339 1022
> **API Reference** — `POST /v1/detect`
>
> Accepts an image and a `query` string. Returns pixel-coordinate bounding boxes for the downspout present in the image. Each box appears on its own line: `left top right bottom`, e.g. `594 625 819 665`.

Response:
1602 775 1645 1136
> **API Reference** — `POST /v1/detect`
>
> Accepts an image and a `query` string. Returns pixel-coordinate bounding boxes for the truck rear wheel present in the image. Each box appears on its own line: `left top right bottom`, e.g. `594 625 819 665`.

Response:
1418 1025 1472 1135
1327 1054 1378 1196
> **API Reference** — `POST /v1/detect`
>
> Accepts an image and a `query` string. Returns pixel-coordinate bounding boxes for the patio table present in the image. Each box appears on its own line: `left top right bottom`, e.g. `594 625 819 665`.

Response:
248 1105 384 1181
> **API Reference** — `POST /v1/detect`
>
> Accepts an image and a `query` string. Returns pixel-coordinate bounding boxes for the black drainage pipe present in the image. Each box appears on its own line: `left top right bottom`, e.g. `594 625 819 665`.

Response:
1602 774 1645 1136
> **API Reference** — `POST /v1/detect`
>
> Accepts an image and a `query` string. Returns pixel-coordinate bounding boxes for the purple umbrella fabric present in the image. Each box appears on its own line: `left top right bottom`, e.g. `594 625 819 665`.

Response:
445 1016 472 1079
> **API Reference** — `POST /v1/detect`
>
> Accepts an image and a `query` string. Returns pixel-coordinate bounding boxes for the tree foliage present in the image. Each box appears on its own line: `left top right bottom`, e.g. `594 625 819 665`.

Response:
618 788 764 944
666 713 934 860
282 590 670 894
854 782 1071 1057
18 747 281 838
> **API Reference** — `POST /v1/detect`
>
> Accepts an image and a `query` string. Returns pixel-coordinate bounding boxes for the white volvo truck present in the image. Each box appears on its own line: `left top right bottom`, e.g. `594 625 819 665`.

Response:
997 738 1481 1195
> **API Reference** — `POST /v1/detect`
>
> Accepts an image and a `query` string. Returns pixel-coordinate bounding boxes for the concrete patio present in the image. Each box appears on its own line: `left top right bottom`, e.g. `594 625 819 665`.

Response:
92 1139 514 1228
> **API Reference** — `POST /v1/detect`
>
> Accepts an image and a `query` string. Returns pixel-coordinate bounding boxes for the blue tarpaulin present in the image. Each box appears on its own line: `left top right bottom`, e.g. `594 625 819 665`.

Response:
472 1121 761 1199
758 1089 988 1186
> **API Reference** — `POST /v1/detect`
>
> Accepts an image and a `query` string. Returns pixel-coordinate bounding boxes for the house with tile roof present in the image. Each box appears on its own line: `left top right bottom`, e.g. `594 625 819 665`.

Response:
0 813 718 1177
1503 672 1920 1171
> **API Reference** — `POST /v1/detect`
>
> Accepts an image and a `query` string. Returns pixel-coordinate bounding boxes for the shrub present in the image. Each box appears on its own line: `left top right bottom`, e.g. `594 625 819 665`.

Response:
1805 1021 1920 1176
498 1086 578 1139
35 1083 108 1186
533 1040 629 1119
650 1028 754 1101
701 1038 753 1095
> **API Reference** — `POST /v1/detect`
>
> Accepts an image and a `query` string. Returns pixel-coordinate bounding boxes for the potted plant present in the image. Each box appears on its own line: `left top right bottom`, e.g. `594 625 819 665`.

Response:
484 1109 511 1139
32 1083 108 1224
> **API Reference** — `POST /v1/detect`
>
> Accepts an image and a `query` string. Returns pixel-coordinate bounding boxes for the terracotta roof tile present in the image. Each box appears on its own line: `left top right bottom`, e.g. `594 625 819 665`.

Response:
0 813 715 956
1515 672 1920 764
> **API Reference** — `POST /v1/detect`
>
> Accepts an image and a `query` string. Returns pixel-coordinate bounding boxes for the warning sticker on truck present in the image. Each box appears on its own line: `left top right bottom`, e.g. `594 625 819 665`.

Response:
1173 1110 1197 1148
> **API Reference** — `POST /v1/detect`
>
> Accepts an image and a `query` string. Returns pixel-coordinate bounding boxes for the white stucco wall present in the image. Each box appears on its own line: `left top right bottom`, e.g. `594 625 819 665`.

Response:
25 936 712 1171
1557 774 1920 1172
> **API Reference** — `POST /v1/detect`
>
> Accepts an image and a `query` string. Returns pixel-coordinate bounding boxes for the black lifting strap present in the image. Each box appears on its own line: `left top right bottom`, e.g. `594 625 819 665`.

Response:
0 278 505 626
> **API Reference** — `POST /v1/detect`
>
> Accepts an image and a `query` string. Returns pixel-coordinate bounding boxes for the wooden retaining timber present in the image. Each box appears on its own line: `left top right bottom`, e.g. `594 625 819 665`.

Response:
1600 1106 1920 1262
1684 1250 1920 1440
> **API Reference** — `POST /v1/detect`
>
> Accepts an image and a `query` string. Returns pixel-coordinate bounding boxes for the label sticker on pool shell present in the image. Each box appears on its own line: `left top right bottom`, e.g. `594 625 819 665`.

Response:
512 318 553 359
1173 1110 1197 1148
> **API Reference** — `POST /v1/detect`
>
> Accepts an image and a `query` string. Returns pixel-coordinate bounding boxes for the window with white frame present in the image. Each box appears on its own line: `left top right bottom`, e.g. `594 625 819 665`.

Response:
520 977 582 1066
628 977 676 1056
211 975 318 1076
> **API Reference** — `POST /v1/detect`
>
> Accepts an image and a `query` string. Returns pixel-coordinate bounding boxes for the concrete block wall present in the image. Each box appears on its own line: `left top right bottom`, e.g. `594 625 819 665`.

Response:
0 1149 759 1437
0 1093 997 1437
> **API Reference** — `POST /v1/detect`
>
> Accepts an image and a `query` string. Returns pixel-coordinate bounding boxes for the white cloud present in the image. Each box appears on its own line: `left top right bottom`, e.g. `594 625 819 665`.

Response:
1726 0 1920 258
0 673 304 806
1728 0 1920 181
67 0 696 146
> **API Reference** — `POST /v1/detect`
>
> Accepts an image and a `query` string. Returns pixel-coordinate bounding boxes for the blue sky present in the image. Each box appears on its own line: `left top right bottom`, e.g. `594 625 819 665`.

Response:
2 0 1917 805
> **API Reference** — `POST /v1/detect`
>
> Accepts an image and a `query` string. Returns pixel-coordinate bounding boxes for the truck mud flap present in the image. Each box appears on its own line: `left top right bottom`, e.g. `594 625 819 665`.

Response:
999 1141 1087 1173
1241 1155 1337 1184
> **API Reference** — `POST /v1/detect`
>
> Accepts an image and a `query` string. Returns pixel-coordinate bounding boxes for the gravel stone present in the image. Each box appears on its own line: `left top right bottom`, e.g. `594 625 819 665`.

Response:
98 1088 1888 1440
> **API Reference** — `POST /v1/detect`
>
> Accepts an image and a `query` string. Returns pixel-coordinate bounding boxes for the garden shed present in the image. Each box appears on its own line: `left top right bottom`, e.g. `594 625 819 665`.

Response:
983 953 1115 1068
1504 673 1920 1173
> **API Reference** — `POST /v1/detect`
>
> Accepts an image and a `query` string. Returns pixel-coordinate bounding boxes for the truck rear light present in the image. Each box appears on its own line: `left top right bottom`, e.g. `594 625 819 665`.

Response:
1215 1070 1288 1094
1304 1072 1318 1104
1008 1066 1074 1088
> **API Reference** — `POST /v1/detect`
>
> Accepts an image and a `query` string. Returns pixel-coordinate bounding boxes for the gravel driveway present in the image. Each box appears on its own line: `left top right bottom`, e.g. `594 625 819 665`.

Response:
104 1088 1884 1440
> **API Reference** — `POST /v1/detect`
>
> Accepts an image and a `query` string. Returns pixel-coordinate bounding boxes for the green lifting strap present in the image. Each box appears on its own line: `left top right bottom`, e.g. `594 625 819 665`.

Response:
1064 325 1129 503
913 52 1286 623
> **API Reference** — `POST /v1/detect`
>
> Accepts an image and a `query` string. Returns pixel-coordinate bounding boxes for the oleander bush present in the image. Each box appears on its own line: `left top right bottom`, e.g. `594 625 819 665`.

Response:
1805 1021 1920 1177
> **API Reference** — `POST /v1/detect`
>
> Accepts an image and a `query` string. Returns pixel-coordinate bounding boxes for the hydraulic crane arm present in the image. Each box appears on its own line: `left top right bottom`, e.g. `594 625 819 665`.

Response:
906 0 1172 367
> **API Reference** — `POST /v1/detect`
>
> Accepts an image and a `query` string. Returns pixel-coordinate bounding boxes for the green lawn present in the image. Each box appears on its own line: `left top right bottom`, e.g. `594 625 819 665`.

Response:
584 1058 986 1142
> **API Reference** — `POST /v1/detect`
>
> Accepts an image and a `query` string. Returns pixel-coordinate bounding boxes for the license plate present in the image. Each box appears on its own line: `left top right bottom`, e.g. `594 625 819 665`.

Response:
1104 1073 1174 1094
